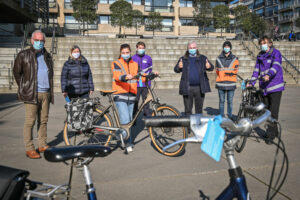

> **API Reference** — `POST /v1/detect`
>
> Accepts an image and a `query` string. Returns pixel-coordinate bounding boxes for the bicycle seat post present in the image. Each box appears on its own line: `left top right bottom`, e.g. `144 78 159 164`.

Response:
82 164 97 200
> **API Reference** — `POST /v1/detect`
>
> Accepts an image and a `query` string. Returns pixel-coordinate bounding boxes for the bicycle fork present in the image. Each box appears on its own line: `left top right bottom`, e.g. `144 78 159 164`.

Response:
83 165 97 200
216 144 250 200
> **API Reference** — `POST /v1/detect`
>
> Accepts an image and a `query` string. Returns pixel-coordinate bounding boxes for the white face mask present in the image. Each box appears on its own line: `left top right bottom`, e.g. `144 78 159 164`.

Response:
72 52 80 59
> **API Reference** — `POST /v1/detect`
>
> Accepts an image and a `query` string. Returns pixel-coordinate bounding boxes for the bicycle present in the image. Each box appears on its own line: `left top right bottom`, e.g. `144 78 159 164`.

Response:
226 72 263 153
1 145 111 200
63 73 187 156
144 103 289 200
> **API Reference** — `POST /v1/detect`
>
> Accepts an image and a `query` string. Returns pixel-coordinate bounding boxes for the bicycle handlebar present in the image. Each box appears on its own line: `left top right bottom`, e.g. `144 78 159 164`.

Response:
144 103 272 151
134 72 159 80
225 72 261 84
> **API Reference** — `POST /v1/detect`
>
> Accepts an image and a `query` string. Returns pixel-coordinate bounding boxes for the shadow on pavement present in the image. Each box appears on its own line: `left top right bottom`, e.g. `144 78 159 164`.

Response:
204 107 219 116
48 130 65 147
199 190 210 200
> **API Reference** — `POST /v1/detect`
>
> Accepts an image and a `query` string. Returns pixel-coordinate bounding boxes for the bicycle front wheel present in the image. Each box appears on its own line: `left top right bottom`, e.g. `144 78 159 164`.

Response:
235 107 247 153
63 106 114 146
149 105 187 157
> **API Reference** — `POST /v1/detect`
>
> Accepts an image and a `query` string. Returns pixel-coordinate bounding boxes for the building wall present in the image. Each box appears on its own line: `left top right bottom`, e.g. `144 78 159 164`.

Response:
50 0 235 37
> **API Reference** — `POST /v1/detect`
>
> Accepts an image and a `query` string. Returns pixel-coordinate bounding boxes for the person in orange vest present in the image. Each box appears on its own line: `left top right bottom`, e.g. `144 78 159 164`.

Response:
111 44 140 150
215 41 239 119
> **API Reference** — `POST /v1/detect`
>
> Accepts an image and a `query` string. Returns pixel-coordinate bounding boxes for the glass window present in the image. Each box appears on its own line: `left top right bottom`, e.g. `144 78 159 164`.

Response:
180 18 196 26
133 0 141 5
109 0 116 4
180 0 193 7
255 9 264 16
99 0 108 3
64 0 71 2
99 16 110 24
162 18 173 26
210 2 225 8
65 15 79 23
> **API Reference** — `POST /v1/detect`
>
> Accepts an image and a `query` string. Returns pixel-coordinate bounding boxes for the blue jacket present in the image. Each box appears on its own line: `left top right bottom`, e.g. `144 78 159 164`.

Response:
174 54 214 95
61 56 94 95
250 48 284 96
132 54 153 87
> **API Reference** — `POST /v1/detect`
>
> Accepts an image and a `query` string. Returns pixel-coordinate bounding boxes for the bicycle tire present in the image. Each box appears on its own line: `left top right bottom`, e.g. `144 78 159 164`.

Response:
148 105 187 157
235 107 248 153
63 105 114 146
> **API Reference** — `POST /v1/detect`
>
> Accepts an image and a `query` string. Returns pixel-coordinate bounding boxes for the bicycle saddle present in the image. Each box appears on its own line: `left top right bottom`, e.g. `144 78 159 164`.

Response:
100 90 117 96
44 145 111 162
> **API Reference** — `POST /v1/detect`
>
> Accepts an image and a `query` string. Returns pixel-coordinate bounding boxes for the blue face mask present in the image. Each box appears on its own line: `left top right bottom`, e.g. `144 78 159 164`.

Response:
137 49 145 55
261 44 269 52
224 47 230 53
188 49 197 55
33 41 44 50
121 54 130 60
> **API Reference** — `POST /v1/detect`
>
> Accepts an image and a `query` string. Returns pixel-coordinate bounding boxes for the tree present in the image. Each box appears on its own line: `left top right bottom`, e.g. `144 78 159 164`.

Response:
72 0 98 36
145 12 163 36
193 0 212 34
110 0 133 37
213 5 230 36
131 10 143 35
232 5 250 32
296 17 300 29
241 12 266 37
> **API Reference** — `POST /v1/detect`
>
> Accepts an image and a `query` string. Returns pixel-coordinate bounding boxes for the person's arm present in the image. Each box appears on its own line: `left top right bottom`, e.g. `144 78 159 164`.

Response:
234 58 239 75
112 61 127 82
174 57 183 73
215 59 220 76
205 56 214 71
87 63 94 91
61 62 69 95
267 50 282 79
13 53 23 87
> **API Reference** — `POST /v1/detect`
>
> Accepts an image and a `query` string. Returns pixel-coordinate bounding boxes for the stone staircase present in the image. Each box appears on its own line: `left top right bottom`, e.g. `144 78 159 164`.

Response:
0 37 299 93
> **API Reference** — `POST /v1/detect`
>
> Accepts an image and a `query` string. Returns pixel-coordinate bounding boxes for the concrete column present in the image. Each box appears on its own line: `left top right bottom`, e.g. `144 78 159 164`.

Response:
57 0 65 27
173 0 180 36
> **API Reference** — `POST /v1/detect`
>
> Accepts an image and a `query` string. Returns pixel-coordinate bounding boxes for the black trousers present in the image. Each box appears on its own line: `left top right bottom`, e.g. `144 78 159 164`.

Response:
183 85 205 115
134 87 151 117
262 91 282 138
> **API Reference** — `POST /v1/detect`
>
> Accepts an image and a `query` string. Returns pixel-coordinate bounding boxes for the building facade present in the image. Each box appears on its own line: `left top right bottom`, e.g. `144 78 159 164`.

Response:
253 0 279 26
278 0 300 33
49 0 235 37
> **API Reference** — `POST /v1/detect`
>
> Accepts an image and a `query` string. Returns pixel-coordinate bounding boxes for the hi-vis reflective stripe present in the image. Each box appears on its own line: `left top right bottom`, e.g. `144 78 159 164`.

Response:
141 66 152 73
113 69 122 72
266 83 284 92
217 68 236 71
251 77 257 80
114 95 136 101
273 61 282 68
128 80 137 83
254 68 259 72
217 57 237 69
116 60 127 75
261 69 269 75
270 68 277 74
216 82 236 87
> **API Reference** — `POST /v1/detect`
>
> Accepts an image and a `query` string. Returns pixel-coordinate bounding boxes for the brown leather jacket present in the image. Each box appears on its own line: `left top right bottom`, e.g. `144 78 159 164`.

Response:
13 47 54 104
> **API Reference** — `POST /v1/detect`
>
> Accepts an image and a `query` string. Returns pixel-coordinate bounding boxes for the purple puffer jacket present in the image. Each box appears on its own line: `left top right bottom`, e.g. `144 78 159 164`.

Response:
250 48 285 96
132 54 153 87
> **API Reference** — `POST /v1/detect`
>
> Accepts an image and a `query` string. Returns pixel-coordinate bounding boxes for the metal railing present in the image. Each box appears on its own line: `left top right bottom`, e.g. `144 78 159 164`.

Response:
240 31 300 84
144 6 174 12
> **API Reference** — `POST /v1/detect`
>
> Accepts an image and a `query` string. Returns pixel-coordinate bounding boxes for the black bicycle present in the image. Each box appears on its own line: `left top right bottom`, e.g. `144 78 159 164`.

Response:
226 73 263 153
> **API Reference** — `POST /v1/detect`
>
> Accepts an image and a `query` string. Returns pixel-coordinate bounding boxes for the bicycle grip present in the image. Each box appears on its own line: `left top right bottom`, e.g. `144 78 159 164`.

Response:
144 116 190 127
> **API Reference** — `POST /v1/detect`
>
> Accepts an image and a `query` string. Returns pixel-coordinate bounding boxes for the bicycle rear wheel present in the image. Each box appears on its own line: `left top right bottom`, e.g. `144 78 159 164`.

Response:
63 106 114 146
148 105 187 157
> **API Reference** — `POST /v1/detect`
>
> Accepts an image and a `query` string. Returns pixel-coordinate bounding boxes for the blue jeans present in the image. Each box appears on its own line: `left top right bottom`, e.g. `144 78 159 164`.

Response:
218 89 235 118
115 101 134 144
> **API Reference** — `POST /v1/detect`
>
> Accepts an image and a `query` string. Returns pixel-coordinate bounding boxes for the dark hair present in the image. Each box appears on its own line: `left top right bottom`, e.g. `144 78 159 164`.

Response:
120 43 131 52
71 45 81 54
223 41 232 49
136 41 146 48
258 36 272 45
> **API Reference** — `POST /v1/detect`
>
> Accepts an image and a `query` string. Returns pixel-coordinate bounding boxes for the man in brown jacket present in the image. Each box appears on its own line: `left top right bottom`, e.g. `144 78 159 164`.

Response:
13 30 54 159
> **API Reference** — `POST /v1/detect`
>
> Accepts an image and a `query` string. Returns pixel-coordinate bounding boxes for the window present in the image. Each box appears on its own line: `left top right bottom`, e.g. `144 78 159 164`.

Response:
210 2 225 8
162 18 173 26
180 0 193 7
99 16 110 24
180 18 196 26
65 15 79 23
99 0 116 4
145 0 172 7
255 9 264 16
125 0 141 5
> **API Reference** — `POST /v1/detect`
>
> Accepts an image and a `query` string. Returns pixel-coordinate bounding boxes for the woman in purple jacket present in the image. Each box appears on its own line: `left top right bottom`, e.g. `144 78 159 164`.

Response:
247 36 284 142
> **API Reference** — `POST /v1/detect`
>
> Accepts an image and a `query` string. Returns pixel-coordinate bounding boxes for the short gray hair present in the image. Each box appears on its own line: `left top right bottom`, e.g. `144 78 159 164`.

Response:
187 40 197 49
31 30 46 40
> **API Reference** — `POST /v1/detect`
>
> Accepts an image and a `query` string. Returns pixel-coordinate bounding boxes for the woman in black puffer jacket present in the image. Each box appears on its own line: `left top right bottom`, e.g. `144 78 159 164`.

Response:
61 45 94 99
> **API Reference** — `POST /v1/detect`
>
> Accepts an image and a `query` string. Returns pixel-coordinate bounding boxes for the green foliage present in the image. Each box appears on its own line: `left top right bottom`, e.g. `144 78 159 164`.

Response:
72 0 98 35
296 17 300 29
241 12 266 37
131 9 143 35
213 5 230 36
110 0 133 35
232 5 250 29
145 12 163 36
193 0 212 33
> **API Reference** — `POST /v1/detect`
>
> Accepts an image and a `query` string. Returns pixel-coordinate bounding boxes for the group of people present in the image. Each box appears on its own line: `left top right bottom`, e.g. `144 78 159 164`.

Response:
13 30 284 159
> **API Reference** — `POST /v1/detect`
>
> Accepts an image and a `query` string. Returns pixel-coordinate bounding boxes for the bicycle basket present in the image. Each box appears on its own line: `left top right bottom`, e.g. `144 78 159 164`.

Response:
65 98 95 131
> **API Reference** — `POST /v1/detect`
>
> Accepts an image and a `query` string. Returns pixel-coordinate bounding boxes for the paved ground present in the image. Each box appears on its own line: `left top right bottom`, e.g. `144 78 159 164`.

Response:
0 86 299 200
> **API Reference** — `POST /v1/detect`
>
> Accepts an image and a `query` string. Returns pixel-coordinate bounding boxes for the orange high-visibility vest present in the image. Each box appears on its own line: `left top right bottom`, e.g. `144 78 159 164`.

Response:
111 58 139 95
216 57 239 89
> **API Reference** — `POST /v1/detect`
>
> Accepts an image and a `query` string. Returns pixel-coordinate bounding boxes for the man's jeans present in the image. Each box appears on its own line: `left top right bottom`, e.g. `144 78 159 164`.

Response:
218 89 235 118
24 92 50 151
115 101 134 144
